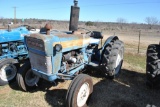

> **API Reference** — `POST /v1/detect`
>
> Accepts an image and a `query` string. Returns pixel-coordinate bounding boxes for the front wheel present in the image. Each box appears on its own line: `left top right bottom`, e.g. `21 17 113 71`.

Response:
0 58 18 86
16 60 40 91
66 74 93 107
102 39 124 79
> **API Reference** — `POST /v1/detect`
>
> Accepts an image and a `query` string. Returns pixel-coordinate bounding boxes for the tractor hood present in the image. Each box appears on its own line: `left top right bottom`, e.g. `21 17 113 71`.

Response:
27 30 91 56
0 27 30 43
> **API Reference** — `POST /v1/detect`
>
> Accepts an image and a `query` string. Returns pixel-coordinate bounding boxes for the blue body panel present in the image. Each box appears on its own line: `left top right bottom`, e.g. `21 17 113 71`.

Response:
32 68 58 82
0 27 30 43
0 27 30 60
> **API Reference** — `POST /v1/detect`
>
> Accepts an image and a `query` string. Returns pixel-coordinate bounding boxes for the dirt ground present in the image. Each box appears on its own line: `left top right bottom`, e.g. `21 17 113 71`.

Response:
0 29 160 107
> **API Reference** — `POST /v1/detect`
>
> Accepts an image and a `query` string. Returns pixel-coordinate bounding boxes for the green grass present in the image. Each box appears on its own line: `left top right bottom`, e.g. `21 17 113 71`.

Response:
0 85 5 89
124 52 146 72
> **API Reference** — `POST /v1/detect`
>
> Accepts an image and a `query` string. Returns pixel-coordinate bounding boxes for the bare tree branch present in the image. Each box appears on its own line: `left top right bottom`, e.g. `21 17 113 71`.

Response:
145 17 159 25
117 18 127 24
144 17 159 29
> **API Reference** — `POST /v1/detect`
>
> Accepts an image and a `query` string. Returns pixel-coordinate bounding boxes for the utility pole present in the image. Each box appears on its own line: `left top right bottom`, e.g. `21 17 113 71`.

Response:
13 7 16 24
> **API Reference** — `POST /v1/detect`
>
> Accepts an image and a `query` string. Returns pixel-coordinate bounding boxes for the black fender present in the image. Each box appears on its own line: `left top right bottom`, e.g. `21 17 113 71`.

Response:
100 36 119 62
102 36 119 52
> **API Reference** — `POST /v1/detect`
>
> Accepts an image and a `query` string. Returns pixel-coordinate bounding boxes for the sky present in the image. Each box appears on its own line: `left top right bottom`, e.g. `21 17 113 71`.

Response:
0 0 160 23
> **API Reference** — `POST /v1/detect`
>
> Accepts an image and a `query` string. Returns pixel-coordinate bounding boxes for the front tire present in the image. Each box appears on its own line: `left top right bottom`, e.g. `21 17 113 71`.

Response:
146 44 160 87
102 39 124 79
16 60 40 91
66 74 93 107
0 58 18 86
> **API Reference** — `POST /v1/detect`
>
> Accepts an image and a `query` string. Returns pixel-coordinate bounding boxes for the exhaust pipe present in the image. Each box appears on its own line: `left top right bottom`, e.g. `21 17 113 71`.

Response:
69 0 80 32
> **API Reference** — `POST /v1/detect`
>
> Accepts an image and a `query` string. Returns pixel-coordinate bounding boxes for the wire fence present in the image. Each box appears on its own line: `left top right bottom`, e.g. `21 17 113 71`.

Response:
103 29 160 55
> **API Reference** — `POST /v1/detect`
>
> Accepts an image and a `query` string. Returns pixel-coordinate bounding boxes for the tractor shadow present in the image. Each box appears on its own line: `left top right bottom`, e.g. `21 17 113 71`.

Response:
88 69 160 107
44 89 67 107
8 79 67 106
8 81 21 91
8 79 62 92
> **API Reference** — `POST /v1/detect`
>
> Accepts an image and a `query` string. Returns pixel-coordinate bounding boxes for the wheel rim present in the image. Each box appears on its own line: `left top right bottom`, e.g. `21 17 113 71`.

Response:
115 50 123 74
77 82 90 107
25 69 39 87
0 64 17 81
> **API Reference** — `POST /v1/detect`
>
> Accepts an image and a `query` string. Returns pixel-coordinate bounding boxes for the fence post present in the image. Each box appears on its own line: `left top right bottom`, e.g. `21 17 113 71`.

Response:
138 30 141 54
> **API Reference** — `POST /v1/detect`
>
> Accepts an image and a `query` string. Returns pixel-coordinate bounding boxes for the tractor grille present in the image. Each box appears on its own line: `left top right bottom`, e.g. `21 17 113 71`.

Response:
26 37 45 52
29 51 52 74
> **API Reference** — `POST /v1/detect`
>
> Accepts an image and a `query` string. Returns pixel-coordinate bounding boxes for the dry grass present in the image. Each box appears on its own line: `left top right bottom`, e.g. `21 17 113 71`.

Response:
0 29 160 107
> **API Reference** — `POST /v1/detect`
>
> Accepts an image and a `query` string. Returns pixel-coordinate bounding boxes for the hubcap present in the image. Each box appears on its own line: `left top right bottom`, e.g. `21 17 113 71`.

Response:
0 64 17 81
77 82 90 107
116 54 121 68
25 69 39 87
115 50 123 74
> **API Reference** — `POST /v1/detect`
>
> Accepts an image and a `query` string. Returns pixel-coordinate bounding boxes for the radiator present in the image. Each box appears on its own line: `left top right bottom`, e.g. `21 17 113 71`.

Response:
29 51 52 74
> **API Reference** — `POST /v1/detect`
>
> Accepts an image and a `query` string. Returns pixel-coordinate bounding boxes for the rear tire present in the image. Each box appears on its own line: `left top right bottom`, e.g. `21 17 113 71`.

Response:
16 60 40 91
146 44 160 87
66 74 93 107
0 58 18 86
102 39 124 79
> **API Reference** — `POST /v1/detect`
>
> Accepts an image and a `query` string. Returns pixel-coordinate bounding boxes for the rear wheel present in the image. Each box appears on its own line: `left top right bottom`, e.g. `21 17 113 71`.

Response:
16 60 40 91
146 44 160 87
0 58 18 86
66 74 93 107
102 39 124 79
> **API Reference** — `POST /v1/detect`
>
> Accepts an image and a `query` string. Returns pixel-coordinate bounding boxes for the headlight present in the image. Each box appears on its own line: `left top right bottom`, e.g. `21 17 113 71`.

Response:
55 44 62 52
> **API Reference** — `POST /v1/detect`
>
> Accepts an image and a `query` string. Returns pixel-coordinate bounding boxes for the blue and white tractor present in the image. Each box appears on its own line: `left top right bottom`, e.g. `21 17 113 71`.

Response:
0 26 29 85
16 1 124 106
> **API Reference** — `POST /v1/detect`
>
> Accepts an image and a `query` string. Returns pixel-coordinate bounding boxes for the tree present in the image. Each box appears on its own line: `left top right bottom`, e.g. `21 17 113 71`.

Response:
117 18 127 24
144 17 159 29
85 21 94 26
116 18 127 30
0 16 4 24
